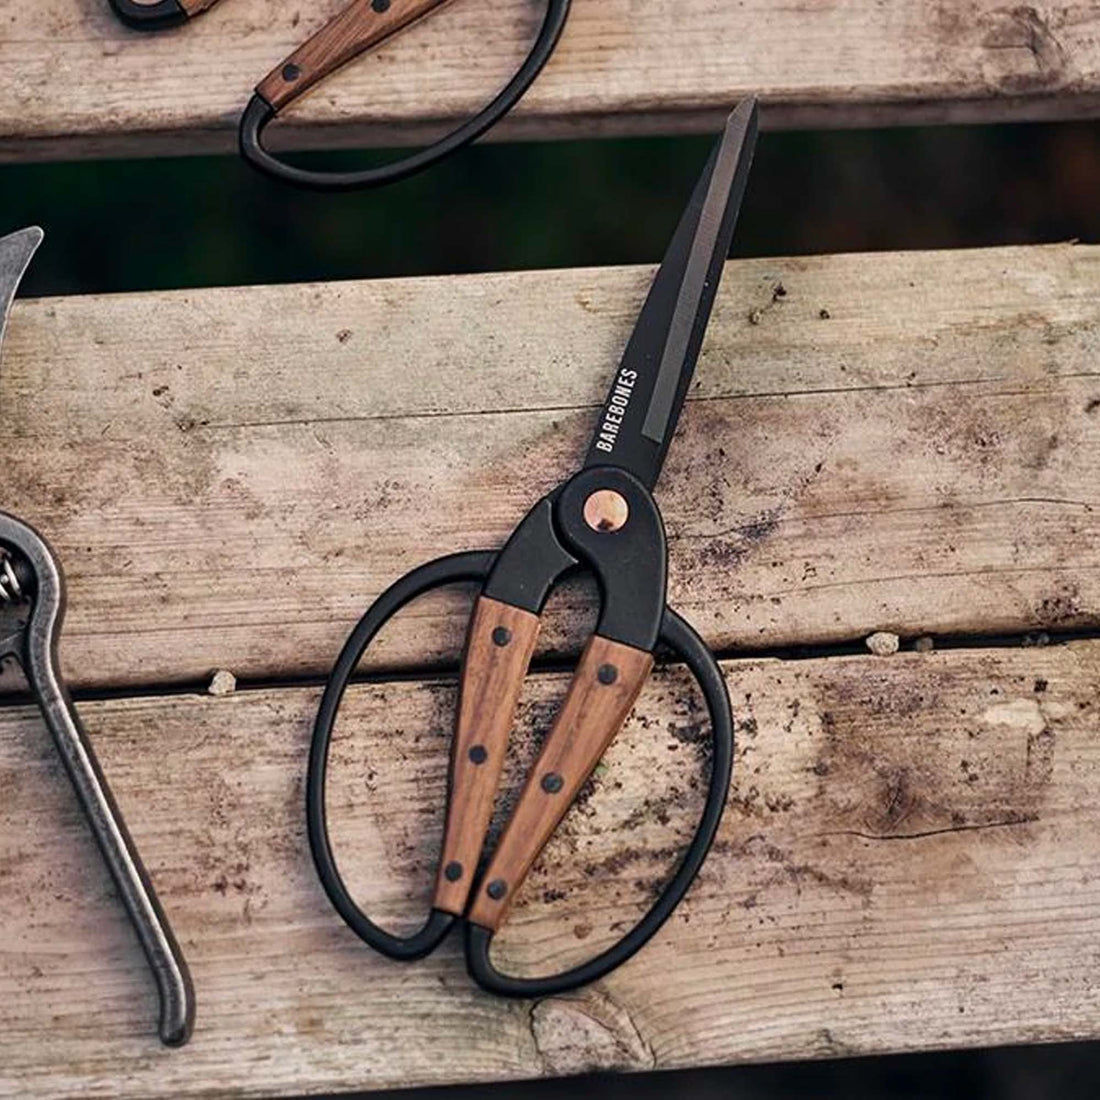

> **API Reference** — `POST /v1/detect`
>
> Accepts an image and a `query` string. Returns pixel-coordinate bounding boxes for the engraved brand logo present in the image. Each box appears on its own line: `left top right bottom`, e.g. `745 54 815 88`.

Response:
594 369 638 452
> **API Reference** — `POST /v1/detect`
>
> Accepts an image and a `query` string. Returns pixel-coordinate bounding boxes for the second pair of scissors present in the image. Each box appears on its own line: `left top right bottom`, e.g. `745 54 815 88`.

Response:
108 0 572 190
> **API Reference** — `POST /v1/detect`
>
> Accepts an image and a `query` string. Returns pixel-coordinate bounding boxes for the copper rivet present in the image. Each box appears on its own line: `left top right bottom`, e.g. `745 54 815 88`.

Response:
583 489 629 533
487 879 507 900
444 861 463 882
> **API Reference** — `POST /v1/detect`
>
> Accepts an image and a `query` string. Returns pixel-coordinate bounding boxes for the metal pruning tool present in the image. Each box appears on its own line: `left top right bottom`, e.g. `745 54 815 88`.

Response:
108 0 571 192
307 99 758 997
0 228 195 1046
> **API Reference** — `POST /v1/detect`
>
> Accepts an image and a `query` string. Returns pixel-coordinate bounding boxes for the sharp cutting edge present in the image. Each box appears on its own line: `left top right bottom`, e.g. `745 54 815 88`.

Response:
585 97 759 487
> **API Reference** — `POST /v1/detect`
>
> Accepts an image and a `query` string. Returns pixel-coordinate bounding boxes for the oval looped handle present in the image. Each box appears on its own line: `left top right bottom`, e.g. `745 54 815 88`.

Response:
463 607 734 998
307 551 497 959
239 0 572 191
107 0 188 30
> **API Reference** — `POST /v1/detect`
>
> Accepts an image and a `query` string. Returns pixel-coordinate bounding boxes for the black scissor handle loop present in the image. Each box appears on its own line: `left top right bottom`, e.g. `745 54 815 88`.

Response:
308 550 496 959
239 0 571 192
107 0 188 30
464 606 734 998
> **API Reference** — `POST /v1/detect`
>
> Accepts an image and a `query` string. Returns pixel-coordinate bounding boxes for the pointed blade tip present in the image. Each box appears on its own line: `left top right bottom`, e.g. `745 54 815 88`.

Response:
3 225 44 249
724 97 760 144
0 226 45 350
0 225 44 272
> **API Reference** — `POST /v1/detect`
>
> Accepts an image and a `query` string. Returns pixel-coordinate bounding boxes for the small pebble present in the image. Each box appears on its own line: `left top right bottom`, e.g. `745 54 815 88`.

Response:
208 669 237 696
913 636 935 653
866 632 900 657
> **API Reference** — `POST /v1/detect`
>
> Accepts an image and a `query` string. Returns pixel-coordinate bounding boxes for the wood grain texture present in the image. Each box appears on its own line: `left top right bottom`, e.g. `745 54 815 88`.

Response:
434 596 540 915
6 1 1100 160
2 642 1100 1096
469 635 652 930
257 0 452 113
2 245 1098 691
178 0 219 16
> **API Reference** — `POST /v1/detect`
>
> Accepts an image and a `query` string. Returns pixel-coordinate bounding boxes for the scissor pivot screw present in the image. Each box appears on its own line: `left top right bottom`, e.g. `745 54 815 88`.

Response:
469 744 488 764
444 861 464 882
492 626 512 647
583 490 629 533
597 663 619 685
486 879 507 901
541 772 564 794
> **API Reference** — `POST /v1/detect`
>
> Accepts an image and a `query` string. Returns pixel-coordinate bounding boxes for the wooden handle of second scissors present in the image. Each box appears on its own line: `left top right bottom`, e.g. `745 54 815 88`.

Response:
256 0 454 113
432 596 541 917
467 636 653 932
178 0 220 15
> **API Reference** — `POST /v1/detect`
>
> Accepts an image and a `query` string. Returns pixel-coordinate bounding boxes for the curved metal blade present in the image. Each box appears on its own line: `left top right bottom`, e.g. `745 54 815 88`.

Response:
584 99 758 488
0 226 43 361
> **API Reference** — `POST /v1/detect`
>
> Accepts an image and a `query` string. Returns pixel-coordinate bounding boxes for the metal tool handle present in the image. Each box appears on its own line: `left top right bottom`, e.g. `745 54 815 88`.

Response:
3 514 195 1046
29 667 196 1046
239 0 572 190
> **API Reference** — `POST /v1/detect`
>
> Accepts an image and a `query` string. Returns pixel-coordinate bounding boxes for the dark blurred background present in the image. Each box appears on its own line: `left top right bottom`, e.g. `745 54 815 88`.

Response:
2 120 1099 297
3 120 1099 1096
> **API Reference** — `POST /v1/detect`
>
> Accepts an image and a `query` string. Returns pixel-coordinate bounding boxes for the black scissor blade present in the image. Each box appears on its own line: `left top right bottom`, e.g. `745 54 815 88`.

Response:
584 98 758 488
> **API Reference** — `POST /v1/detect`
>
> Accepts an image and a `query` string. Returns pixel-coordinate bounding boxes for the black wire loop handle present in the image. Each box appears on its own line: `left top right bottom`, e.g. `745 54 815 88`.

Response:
307 552 734 996
308 552 494 959
240 0 572 191
108 0 190 30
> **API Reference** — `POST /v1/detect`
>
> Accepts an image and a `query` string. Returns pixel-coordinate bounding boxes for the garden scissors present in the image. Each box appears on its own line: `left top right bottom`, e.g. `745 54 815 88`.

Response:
0 227 194 1045
307 99 757 997
108 0 571 191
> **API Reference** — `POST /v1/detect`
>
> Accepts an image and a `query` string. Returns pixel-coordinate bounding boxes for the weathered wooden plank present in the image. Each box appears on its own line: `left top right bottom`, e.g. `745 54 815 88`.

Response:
2 642 1098 1097
5 1 1100 161
3 244 1098 690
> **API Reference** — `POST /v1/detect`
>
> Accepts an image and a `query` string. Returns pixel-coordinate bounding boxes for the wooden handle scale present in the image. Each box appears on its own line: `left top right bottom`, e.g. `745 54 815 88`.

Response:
467 635 653 931
257 0 455 113
432 596 541 916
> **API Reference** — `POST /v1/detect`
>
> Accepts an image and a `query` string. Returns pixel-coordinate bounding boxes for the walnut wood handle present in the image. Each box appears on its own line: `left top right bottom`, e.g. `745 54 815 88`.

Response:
432 596 541 916
467 636 653 931
256 0 453 113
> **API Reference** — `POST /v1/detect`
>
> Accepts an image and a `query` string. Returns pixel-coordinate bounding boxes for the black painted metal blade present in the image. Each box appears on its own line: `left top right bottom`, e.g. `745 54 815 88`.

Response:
583 98 758 488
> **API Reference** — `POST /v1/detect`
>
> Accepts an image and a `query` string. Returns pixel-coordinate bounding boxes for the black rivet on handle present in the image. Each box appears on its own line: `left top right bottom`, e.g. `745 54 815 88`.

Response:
469 744 488 765
598 663 619 685
444 861 463 882
492 627 512 647
282 63 301 83
372 0 391 10
486 879 507 901
541 772 564 794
